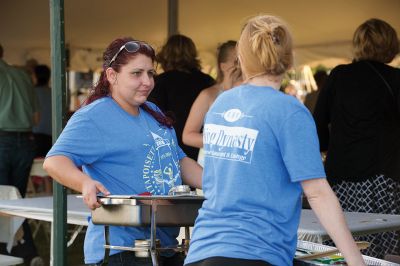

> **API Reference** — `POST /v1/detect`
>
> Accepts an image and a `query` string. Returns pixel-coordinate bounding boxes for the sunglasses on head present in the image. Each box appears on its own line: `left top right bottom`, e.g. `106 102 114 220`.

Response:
108 41 155 67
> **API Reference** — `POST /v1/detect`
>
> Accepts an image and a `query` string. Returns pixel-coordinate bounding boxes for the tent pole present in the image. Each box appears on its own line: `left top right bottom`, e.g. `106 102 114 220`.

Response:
168 0 178 36
49 0 67 265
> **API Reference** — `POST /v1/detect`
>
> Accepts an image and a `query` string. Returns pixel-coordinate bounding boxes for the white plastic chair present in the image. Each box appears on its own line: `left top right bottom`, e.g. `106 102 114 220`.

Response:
27 158 52 196
0 185 24 265
27 158 52 241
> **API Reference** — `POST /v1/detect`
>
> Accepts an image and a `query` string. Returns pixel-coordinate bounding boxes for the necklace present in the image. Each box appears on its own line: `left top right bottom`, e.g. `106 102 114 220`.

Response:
246 73 283 90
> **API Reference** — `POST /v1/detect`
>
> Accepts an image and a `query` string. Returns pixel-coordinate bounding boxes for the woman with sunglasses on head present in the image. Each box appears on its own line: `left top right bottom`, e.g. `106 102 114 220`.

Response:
43 37 202 266
184 15 365 266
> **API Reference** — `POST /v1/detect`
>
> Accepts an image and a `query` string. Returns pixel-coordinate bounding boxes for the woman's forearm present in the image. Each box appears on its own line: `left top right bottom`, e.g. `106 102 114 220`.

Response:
43 155 91 193
44 155 110 209
180 157 202 189
302 178 366 266
182 131 203 148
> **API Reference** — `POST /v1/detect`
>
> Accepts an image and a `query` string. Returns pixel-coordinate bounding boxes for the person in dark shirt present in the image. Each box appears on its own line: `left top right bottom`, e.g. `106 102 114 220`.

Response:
33 64 52 157
149 34 215 160
313 18 400 258
304 70 328 113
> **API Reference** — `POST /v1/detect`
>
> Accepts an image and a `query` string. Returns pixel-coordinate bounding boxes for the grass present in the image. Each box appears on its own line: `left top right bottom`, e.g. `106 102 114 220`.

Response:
33 221 86 266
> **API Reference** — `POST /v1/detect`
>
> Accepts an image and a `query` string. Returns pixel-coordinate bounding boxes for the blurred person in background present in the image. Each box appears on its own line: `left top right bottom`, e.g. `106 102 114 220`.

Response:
33 64 52 157
0 43 43 266
313 18 400 258
304 70 328 113
182 40 241 166
149 34 215 161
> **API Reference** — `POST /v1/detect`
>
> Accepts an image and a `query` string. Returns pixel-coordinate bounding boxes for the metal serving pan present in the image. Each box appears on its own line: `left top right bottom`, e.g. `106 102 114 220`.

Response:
91 195 205 227
294 240 398 265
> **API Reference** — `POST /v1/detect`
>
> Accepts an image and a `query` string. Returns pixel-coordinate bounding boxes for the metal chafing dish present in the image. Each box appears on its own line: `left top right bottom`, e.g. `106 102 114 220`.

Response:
92 194 204 226
91 194 205 266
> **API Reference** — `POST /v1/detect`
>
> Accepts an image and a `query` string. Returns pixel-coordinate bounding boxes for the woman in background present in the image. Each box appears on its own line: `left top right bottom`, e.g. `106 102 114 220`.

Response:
182 40 241 166
313 18 400 258
149 34 215 161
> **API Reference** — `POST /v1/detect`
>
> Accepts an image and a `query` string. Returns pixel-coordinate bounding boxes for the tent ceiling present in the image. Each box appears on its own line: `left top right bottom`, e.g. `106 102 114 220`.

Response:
1 0 399 70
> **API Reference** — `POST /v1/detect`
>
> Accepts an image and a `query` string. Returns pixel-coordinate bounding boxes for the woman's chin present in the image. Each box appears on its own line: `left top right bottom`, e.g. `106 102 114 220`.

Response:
133 96 148 106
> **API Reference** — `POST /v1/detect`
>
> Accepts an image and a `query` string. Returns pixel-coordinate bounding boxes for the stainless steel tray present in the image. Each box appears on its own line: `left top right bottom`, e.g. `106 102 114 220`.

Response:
295 240 399 265
91 195 205 227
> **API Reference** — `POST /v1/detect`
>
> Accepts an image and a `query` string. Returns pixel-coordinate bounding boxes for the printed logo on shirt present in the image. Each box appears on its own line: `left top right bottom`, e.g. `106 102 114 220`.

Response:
215 108 252 122
142 130 180 195
203 124 258 164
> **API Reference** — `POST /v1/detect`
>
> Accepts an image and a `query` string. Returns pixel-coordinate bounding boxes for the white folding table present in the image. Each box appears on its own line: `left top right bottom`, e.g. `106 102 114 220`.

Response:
1 196 400 264
0 195 89 266
0 195 89 226
298 209 400 243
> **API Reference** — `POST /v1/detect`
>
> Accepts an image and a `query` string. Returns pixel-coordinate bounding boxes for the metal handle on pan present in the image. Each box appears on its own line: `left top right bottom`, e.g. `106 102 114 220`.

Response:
98 197 136 205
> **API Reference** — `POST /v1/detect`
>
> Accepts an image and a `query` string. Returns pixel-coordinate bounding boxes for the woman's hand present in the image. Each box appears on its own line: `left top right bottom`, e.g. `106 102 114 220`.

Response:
44 155 111 210
81 179 110 210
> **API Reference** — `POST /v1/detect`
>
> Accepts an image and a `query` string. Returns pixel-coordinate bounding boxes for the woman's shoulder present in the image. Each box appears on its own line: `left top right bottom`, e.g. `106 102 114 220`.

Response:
76 97 112 115
199 84 221 99
329 62 354 74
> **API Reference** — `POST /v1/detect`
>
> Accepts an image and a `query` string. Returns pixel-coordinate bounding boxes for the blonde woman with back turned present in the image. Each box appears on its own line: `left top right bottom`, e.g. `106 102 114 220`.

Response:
184 15 365 266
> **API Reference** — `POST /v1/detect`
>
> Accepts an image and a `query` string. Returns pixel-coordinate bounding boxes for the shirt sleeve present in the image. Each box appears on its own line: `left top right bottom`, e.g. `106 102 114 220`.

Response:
46 112 105 166
278 109 326 182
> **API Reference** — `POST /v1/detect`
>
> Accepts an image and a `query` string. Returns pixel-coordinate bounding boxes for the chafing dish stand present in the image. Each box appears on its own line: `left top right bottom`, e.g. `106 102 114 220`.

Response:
92 195 205 266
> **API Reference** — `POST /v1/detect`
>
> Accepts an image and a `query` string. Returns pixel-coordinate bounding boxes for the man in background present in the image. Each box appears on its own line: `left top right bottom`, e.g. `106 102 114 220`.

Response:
0 43 43 266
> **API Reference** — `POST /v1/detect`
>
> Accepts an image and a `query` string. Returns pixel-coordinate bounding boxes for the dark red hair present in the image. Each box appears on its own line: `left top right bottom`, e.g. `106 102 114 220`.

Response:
85 37 173 128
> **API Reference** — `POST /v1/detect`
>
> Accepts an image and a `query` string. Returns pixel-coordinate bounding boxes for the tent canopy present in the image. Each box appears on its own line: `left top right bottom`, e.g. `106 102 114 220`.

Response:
1 0 399 71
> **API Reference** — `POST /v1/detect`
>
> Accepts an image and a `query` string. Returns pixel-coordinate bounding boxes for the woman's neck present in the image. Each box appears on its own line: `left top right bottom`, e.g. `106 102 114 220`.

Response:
220 79 233 91
111 96 140 116
247 74 283 90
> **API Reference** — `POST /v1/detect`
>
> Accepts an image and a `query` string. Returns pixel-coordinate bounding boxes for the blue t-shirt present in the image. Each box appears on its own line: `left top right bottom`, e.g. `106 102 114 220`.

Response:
47 97 186 264
185 84 326 266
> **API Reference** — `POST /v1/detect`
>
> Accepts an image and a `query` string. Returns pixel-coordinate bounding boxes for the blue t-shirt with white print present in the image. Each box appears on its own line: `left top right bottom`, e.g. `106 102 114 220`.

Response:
185 84 326 266
47 97 186 264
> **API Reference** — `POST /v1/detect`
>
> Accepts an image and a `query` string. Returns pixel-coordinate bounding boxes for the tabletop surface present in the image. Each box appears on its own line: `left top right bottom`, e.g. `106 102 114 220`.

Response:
0 194 89 225
299 209 400 237
1 196 400 240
